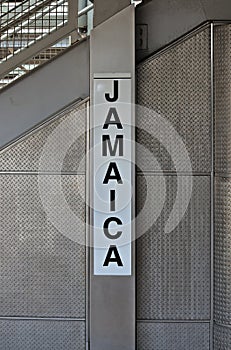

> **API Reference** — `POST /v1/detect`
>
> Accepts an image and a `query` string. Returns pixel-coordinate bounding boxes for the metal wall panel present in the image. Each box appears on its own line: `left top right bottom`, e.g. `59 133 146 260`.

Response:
214 324 231 349
136 26 212 348
0 175 86 318
0 319 85 350
214 25 231 349
0 99 87 348
214 25 231 175
137 175 211 320
137 322 210 350
214 177 231 325
0 100 87 173
137 28 211 173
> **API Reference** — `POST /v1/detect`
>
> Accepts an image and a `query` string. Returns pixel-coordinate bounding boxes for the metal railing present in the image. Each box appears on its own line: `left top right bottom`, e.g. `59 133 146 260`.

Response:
0 0 93 89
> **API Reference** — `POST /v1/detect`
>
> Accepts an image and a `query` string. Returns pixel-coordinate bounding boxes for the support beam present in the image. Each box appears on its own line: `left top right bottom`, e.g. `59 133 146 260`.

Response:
89 5 135 350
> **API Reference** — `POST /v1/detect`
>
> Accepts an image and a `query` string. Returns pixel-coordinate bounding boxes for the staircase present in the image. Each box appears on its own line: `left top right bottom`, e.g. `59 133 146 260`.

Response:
0 0 92 150
0 0 93 89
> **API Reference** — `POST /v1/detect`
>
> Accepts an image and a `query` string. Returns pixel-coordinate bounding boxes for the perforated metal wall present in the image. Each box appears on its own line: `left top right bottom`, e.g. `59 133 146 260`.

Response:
214 25 231 176
0 175 85 317
137 175 211 320
137 322 210 350
137 28 211 173
0 100 87 173
214 177 231 325
136 26 212 349
214 324 231 349
0 100 87 348
214 24 231 349
1 20 229 350
0 319 85 350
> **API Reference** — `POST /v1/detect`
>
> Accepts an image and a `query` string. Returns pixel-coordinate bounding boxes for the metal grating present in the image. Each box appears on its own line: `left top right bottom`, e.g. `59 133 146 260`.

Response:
137 175 211 320
0 0 68 62
0 37 70 88
136 27 211 173
214 324 231 350
0 174 86 318
0 1 94 89
0 100 87 173
214 177 231 325
0 319 85 350
137 322 210 350
214 25 231 175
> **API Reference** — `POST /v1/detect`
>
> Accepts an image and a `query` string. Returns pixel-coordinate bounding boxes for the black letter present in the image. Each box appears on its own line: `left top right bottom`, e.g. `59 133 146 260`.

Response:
103 108 123 129
110 190 116 211
103 217 122 239
103 162 123 184
102 135 123 156
103 245 123 266
105 80 119 102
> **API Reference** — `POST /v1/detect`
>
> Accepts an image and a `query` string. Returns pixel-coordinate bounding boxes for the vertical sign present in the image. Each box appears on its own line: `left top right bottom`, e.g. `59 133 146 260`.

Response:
93 74 133 275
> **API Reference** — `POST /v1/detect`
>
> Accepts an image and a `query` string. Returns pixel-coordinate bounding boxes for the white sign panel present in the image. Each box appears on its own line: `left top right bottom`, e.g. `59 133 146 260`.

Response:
93 75 133 276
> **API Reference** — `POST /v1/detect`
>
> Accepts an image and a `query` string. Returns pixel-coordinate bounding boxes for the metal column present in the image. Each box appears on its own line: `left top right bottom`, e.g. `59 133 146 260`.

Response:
89 5 135 350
